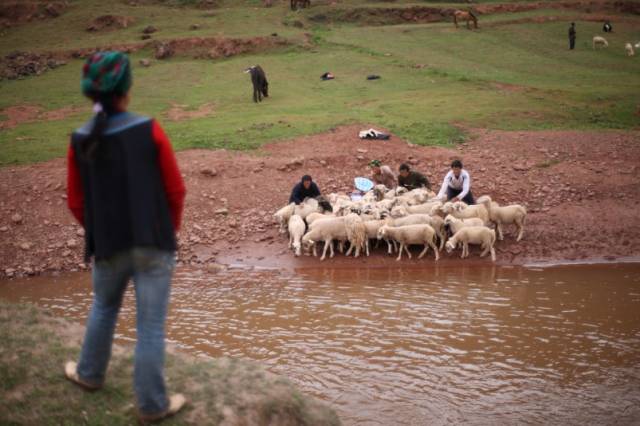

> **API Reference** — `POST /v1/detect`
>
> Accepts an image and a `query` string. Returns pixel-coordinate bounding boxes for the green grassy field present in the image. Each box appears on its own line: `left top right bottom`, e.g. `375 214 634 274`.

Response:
1 0 639 165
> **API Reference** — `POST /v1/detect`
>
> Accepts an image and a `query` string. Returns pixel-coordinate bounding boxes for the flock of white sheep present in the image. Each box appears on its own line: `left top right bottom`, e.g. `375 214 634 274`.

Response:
274 185 527 262
593 37 640 56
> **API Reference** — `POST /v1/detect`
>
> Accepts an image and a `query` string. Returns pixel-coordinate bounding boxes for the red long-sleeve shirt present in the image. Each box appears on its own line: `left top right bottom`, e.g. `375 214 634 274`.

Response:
67 119 186 231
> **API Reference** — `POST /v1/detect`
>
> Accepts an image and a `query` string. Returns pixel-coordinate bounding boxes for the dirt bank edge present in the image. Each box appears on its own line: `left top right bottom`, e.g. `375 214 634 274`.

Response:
1 125 639 279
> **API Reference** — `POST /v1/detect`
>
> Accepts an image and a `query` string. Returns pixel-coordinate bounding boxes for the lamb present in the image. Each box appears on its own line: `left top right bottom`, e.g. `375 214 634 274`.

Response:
287 215 306 256
274 203 295 234
476 195 527 241
593 36 608 49
635 42 640 49
440 201 489 225
625 42 635 56
445 226 496 262
389 214 446 250
377 224 439 261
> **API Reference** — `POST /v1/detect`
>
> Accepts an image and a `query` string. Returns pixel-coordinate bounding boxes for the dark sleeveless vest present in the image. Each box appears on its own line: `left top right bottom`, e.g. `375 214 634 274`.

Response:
71 112 177 260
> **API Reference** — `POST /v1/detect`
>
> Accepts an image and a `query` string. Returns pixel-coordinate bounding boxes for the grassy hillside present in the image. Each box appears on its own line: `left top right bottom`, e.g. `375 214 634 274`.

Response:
0 0 639 165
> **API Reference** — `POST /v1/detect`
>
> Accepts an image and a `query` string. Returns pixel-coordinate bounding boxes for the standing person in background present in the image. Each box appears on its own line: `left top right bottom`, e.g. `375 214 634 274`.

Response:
398 163 430 191
437 160 475 205
369 159 397 189
289 175 321 204
569 22 576 50
65 51 187 423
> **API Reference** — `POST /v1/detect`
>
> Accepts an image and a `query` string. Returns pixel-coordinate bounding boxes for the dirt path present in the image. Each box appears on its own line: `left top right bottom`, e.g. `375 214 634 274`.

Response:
1 125 639 278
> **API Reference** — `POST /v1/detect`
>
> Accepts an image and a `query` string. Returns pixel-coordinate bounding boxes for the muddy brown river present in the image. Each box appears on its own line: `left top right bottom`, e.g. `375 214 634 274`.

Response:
1 263 640 425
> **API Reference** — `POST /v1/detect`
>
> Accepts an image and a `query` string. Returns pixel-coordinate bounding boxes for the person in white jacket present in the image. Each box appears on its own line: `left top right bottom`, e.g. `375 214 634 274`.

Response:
436 160 475 204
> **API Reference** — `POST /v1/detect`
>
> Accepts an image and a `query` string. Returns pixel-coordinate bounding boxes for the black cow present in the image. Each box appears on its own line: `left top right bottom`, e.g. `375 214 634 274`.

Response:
245 65 269 103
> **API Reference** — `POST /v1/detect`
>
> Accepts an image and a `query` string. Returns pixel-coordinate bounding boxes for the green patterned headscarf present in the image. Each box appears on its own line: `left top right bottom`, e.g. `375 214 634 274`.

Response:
81 51 132 99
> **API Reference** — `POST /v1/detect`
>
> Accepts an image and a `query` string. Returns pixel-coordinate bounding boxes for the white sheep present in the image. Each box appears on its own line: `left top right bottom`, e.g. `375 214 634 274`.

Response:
303 217 348 260
344 213 367 258
445 226 496 262
625 42 635 56
294 197 321 220
287 215 306 257
303 215 364 260
274 203 295 234
389 214 446 250
635 42 640 49
476 195 527 241
377 224 439 261
440 201 489 225
363 219 395 255
443 214 485 234
593 36 608 49
305 212 334 226
390 201 442 218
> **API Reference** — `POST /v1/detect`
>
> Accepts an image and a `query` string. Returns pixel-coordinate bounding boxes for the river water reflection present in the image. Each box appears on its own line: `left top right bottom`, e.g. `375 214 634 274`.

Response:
1 263 639 425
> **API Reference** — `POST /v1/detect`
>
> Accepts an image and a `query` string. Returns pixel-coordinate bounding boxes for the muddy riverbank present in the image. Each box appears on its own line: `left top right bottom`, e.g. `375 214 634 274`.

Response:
1 125 639 278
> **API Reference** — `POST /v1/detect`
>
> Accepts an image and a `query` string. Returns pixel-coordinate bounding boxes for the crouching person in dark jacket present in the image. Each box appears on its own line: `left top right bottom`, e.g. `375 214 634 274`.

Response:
289 175 321 205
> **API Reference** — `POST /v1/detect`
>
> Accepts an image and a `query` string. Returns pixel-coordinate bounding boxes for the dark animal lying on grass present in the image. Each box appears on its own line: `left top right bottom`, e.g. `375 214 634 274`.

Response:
244 65 269 103
291 0 310 10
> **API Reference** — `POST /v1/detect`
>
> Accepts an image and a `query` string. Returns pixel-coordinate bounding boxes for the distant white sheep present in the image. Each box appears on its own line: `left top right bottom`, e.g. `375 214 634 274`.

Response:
445 226 496 261
625 43 635 56
593 36 608 49
377 224 439 261
443 214 485 235
288 215 306 257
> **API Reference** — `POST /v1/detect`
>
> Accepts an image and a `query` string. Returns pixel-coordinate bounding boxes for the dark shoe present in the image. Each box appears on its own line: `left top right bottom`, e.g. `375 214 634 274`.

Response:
138 394 187 424
64 361 102 391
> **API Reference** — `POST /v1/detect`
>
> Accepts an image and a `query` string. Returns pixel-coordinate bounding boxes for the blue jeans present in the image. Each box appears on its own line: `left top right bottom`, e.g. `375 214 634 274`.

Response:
77 247 175 416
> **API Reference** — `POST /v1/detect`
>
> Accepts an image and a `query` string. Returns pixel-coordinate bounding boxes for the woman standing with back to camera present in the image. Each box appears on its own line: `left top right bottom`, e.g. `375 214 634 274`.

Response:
64 51 187 423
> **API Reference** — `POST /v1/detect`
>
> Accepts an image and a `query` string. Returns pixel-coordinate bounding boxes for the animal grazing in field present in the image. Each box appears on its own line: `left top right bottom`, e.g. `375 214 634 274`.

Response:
244 65 269 103
625 43 635 56
291 0 310 10
635 42 640 49
445 226 496 262
592 36 609 49
453 10 478 30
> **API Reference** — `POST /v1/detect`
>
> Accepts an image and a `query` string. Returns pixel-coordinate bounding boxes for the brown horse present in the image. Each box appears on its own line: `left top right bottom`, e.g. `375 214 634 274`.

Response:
291 0 310 11
453 10 478 29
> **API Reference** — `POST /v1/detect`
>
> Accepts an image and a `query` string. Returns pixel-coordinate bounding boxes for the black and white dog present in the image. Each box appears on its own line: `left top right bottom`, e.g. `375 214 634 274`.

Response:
244 65 269 103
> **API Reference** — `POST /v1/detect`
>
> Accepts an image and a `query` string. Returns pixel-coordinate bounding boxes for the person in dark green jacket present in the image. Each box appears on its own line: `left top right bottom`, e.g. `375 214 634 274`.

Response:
398 163 430 191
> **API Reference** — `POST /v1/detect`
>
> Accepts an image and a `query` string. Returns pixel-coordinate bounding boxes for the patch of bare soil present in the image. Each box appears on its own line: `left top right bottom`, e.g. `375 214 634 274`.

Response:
153 35 288 60
0 1 67 28
0 104 85 130
0 51 67 80
1 125 639 278
0 35 288 81
166 103 215 121
86 15 134 32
